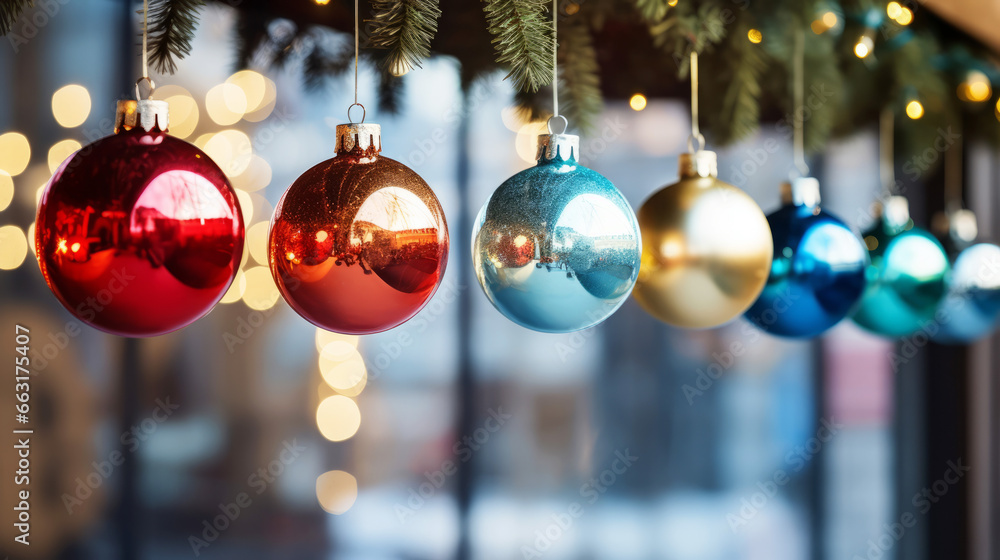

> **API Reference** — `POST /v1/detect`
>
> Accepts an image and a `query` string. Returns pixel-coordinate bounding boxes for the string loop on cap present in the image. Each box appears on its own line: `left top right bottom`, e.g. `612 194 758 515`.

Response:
348 103 366 124
547 114 568 135
135 76 156 100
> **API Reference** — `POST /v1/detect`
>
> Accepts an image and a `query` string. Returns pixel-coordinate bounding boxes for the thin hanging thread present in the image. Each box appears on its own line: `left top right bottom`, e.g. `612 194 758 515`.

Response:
689 51 703 152
879 108 895 195
141 0 149 79
793 28 808 176
552 0 558 118
354 0 359 105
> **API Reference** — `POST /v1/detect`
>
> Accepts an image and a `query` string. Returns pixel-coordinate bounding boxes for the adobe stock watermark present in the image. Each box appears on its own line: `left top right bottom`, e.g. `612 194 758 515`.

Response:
188 439 307 556
727 417 842 532
61 396 180 514
852 458 969 560
394 407 512 523
682 286 799 405
519 449 638 559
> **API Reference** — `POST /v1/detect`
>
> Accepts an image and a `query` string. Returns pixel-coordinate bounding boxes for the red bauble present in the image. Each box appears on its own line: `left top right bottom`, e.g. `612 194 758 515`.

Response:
36 100 244 337
269 123 449 334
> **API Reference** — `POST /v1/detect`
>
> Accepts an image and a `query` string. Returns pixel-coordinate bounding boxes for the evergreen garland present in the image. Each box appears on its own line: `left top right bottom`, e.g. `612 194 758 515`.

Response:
483 0 555 92
147 0 204 74
558 14 603 134
1 0 31 35
369 0 441 74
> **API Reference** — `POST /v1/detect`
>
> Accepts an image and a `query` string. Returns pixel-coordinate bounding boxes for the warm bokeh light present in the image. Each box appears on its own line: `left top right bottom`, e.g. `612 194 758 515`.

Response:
232 155 272 192
896 7 913 25
322 354 367 395
35 184 45 206
905 100 924 120
156 85 200 139
0 225 28 270
204 129 252 177
227 70 267 113
887 2 902 19
316 470 357 514
315 0 330 4
958 70 991 103
315 395 361 441
243 77 277 123
747 28 763 44
246 221 270 266
0 133 31 176
206 83 247 126
235 189 253 226
822 11 837 27
319 340 358 364
242 266 279 310
854 36 873 58
47 139 82 173
515 121 549 163
27 222 35 256
629 94 647 111
315 329 360 351
667 0 677 5
0 172 12 212
219 269 246 304
51 84 92 128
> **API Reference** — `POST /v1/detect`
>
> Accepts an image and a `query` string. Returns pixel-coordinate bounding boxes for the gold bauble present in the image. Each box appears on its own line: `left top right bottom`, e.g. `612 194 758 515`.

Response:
632 150 773 328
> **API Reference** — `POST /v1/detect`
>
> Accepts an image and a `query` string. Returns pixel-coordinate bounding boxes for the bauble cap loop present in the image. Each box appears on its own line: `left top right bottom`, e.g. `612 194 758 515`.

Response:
537 133 579 162
885 195 910 231
678 150 718 178
336 122 382 157
780 177 821 207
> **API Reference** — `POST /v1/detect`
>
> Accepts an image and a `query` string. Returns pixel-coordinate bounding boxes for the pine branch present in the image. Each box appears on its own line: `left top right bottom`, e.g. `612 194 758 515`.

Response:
369 0 441 74
233 10 271 70
483 0 555 92
302 39 353 92
644 0 730 76
1 0 32 35
513 87 548 123
703 23 766 145
633 0 672 23
148 0 204 74
559 17 602 134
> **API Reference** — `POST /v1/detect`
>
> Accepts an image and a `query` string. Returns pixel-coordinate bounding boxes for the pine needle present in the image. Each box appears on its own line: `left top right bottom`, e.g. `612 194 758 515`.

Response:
483 0 555 92
0 0 32 35
148 0 204 75
559 17 602 134
369 0 441 74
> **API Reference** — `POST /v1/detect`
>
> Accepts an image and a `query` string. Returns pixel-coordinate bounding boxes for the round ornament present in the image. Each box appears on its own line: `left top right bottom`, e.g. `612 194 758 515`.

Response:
632 150 773 329
36 99 244 337
851 196 949 338
471 133 641 333
269 122 449 334
932 243 1000 343
745 178 868 338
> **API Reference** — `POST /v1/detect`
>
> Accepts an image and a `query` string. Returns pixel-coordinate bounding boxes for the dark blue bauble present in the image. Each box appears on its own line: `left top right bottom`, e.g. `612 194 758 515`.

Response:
932 243 1000 344
745 180 868 338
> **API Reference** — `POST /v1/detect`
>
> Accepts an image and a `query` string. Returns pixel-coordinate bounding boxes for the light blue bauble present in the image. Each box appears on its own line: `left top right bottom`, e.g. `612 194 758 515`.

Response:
471 133 641 333
932 243 1000 344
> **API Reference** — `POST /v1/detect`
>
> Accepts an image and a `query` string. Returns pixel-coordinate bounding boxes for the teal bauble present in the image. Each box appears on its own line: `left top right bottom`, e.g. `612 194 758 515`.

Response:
472 133 641 333
851 197 949 338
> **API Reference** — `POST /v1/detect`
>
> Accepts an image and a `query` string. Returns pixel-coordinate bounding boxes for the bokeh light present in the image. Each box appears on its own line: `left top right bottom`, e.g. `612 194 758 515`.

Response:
315 329 360 351
515 121 549 163
315 470 357 514
0 133 31 176
246 221 270 266
206 83 247 126
157 85 200 139
227 71 267 113
0 225 28 270
905 100 924 120
242 266 279 310
0 172 13 212
321 353 367 395
315 395 361 441
958 70 991 103
887 2 902 19
47 139 82 173
27 222 35 256
747 28 763 44
896 7 913 25
51 84 91 128
232 155 272 192
219 269 247 304
204 129 252 177
235 189 253 226
629 94 647 111
243 77 277 123
854 36 873 58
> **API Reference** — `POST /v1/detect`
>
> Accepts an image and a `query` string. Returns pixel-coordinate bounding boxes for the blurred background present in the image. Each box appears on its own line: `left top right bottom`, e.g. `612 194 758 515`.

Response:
0 0 997 559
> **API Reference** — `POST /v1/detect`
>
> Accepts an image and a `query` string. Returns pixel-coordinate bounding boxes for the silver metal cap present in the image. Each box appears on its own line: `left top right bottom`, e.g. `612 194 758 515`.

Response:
115 99 169 133
336 123 381 156
678 150 718 178
780 177 821 207
885 195 910 230
537 133 579 162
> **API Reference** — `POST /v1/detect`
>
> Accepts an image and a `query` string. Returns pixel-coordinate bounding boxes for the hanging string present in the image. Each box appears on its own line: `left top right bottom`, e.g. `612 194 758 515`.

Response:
347 0 364 123
688 51 705 153
134 0 154 100
793 28 808 176
547 0 566 134
944 124 963 213
879 108 895 194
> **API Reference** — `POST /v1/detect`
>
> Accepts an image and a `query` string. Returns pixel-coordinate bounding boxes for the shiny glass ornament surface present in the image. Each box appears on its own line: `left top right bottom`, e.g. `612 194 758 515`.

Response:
932 243 1000 344
471 133 641 333
851 197 949 338
36 100 244 337
632 150 773 329
269 123 448 334
745 178 868 338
